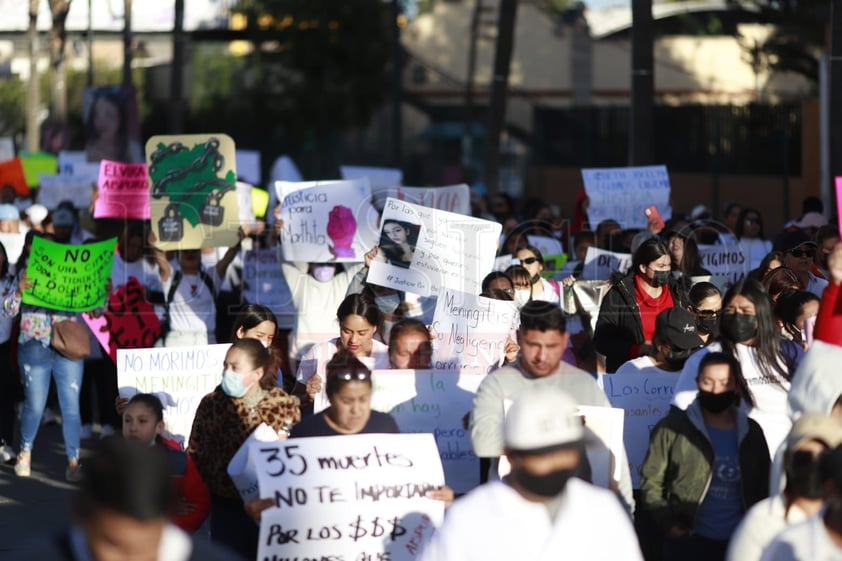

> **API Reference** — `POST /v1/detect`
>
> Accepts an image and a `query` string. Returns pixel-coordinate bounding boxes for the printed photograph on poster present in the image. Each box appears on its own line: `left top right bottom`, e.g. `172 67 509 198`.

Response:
83 85 143 163
146 133 240 250
376 218 421 269
366 197 502 297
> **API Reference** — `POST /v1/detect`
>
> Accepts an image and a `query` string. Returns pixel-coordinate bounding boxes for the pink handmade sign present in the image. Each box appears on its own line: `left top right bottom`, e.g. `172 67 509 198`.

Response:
94 159 150 219
83 277 162 362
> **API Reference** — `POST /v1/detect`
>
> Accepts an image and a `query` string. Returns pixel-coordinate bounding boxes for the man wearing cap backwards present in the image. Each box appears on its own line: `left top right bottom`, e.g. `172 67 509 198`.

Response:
419 387 643 561
470 300 634 512
616 307 704 375
727 414 842 561
759 443 842 561
774 228 828 297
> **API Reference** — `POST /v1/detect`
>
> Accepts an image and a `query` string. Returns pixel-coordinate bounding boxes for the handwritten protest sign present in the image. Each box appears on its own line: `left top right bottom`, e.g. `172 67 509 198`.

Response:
370 370 484 494
252 433 444 561
367 198 501 297
57 150 99 179
94 160 150 219
698 243 748 287
242 248 295 329
23 237 116 312
582 165 671 229
117 343 230 445
146 133 240 250
38 174 94 209
276 178 379 263
0 158 28 196
371 184 471 215
577 405 625 487
83 278 162 362
0 137 13 161
581 246 632 281
19 152 57 187
598 372 675 487
430 289 516 374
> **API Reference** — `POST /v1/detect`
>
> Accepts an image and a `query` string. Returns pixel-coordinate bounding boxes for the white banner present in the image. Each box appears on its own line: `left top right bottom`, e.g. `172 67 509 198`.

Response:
581 246 633 281
277 178 379 263
371 184 470 215
367 197 501 297
370 370 485 494
582 165 671 229
117 344 230 446
38 174 94 209
253 433 444 561
598 372 675 487
430 289 516 374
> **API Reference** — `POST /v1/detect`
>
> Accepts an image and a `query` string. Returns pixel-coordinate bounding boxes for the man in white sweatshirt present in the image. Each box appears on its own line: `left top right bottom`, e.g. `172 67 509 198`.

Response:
419 387 642 561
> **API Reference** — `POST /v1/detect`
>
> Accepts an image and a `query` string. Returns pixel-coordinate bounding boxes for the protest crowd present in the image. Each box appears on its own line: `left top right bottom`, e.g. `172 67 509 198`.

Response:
4 143 842 561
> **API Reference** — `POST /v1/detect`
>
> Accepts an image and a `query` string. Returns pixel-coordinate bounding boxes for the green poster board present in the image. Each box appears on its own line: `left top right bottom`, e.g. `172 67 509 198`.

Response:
22 237 117 312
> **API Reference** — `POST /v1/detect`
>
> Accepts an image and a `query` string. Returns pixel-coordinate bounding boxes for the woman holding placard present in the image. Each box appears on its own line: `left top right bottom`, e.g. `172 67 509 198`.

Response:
187 338 300 559
296 293 390 407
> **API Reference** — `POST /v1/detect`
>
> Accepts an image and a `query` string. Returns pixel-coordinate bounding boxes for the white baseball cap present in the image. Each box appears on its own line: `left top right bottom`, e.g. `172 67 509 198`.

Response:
504 387 583 453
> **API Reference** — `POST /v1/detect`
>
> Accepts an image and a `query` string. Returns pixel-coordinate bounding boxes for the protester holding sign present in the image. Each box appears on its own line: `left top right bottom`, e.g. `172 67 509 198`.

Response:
297 293 390 408
672 279 797 455
640 352 770 561
421 387 643 561
187 338 300 559
470 300 634 511
515 245 560 303
593 238 688 373
615 308 703 376
3 231 113 482
122 393 210 533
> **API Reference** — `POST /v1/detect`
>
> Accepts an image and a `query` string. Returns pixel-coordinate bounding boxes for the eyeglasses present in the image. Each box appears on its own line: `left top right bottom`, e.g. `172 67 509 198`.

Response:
789 248 816 258
520 257 539 265
694 308 719 319
333 371 370 381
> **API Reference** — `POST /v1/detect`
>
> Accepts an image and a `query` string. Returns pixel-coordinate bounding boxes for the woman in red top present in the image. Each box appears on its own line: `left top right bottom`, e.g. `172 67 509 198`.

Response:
594 238 689 372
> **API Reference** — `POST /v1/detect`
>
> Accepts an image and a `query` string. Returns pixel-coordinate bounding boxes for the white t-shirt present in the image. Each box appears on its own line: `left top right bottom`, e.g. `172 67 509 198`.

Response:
162 267 222 334
672 342 792 456
739 238 773 271
726 494 810 561
759 512 842 561
615 355 677 376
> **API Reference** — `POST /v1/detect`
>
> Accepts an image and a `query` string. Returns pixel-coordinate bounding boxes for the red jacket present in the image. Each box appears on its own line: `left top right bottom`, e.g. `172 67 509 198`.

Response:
815 282 842 345
159 436 211 533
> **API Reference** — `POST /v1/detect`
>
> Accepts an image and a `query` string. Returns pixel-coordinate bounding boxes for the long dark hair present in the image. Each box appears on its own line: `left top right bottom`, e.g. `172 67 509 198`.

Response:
379 219 419 266
337 293 382 333
735 207 765 239
632 238 670 276
720 279 791 386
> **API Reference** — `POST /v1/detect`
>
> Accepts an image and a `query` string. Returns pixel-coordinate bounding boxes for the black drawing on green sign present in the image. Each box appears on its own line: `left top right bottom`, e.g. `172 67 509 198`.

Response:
149 137 235 242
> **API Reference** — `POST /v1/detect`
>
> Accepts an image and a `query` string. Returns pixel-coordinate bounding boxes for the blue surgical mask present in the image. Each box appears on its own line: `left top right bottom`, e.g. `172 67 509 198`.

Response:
375 294 401 315
221 369 253 398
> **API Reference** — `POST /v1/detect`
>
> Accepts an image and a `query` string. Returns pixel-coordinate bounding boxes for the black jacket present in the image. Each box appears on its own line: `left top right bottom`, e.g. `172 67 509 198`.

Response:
593 273 688 373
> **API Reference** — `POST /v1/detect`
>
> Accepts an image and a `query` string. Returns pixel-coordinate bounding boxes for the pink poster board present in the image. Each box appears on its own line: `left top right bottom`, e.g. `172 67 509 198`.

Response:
94 160 150 219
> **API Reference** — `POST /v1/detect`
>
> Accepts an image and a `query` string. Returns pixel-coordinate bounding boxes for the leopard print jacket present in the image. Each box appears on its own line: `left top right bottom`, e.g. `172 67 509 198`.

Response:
187 386 301 501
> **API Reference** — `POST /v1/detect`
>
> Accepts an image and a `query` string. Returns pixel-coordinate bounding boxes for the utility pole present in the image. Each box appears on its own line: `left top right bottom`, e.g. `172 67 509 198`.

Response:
629 0 654 165
462 0 482 174
830 1 842 215
170 0 185 134
123 0 133 86
26 0 40 152
484 0 518 196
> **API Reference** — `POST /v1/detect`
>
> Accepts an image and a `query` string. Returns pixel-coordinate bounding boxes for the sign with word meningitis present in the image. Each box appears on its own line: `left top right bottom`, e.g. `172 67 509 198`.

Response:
253 433 445 561
23 237 116 312
117 343 230 446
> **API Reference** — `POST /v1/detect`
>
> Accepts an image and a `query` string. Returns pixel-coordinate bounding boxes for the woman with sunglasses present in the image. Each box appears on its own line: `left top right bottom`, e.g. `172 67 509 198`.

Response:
671 279 798 456
736 208 772 271
687 282 722 344
515 245 560 304
775 229 828 297
594 238 688 373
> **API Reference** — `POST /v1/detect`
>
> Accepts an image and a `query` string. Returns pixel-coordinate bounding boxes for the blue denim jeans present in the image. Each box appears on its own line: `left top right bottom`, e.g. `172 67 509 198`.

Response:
19 339 83 461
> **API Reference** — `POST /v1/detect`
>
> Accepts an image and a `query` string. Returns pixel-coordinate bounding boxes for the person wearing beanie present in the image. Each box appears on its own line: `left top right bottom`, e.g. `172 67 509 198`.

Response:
419 387 643 561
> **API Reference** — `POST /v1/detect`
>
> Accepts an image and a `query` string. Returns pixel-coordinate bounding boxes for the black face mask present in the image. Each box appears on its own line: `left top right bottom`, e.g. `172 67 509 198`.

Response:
697 390 737 413
511 467 576 497
720 313 758 343
530 273 542 285
649 270 671 288
697 316 719 338
786 450 825 499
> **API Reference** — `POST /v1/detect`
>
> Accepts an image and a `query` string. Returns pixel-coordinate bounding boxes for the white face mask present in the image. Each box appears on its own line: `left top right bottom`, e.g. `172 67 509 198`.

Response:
312 265 336 283
514 290 531 309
